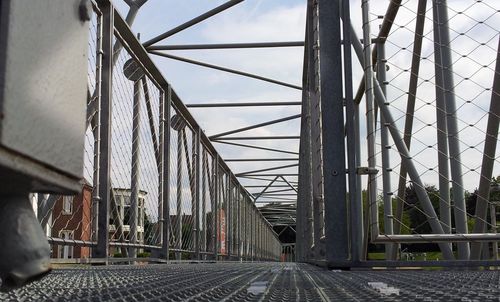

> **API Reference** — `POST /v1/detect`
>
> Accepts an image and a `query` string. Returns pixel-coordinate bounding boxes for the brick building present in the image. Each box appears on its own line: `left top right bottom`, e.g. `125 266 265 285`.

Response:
50 183 93 259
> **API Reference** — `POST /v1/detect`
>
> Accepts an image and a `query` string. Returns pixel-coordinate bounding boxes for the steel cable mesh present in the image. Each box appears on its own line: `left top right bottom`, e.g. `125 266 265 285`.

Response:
200 145 215 254
358 0 500 256
219 171 229 257
107 42 162 257
26 2 283 264
46 12 100 259
168 107 198 258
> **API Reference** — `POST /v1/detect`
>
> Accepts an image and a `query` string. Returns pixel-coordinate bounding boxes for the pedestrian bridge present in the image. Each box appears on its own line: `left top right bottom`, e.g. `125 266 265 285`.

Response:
0 0 499 300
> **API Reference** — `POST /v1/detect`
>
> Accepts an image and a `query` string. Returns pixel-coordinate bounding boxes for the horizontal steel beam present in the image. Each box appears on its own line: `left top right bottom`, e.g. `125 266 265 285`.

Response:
225 158 298 162
310 259 500 268
375 234 500 243
143 0 244 47
213 136 300 141
209 114 301 139
258 194 298 196
186 102 301 107
236 163 299 176
239 173 298 177
255 201 297 204
148 41 305 50
244 185 296 188
213 140 299 155
150 51 302 90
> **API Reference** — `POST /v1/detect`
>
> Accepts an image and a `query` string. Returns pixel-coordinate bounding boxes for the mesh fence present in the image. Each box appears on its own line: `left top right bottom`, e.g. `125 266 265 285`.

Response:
356 0 500 258
38 2 280 262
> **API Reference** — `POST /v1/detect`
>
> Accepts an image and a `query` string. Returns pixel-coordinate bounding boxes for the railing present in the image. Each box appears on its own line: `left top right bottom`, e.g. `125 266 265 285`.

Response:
296 0 500 267
36 0 281 263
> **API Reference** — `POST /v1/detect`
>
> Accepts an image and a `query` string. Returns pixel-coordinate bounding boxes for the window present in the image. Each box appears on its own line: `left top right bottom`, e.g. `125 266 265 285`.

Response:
59 230 74 259
62 196 72 214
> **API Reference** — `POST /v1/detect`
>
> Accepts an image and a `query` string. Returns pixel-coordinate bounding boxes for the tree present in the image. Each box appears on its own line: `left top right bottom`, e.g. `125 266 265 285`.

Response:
403 184 441 234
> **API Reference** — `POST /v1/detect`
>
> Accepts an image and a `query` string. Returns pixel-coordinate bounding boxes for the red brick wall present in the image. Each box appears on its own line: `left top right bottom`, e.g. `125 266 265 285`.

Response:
51 185 92 258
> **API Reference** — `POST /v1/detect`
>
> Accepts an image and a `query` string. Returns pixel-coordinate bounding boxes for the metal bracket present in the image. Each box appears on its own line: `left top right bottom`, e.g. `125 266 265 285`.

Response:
356 167 379 175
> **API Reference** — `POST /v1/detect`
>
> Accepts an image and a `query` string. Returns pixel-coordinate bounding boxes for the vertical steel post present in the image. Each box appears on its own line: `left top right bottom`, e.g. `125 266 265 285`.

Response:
194 127 201 260
392 0 427 260
317 0 349 265
201 150 207 258
236 187 241 260
491 205 498 260
355 96 364 259
157 91 164 253
161 85 171 259
434 0 469 259
241 196 248 261
361 0 379 244
250 203 253 260
226 177 231 259
259 218 262 260
297 0 313 263
341 0 361 264
176 132 183 260
431 5 452 237
349 26 455 259
470 37 500 259
129 79 141 259
93 1 114 261
213 156 219 260
91 10 103 246
376 41 394 259
309 0 325 260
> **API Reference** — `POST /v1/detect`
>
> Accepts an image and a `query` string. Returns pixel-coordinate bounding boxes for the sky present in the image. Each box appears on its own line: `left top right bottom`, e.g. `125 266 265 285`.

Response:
94 0 500 228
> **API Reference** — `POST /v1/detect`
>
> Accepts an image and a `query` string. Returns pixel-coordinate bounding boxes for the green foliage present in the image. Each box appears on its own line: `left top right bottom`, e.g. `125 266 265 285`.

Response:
404 184 441 234
143 213 157 246
137 252 150 258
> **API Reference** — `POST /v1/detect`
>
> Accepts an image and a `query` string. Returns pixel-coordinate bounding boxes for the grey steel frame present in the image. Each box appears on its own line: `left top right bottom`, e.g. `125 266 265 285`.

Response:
297 0 500 268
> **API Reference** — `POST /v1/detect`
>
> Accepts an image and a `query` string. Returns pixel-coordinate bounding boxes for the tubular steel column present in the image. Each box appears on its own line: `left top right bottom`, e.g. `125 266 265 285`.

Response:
242 196 247 260
176 132 183 260
93 2 113 260
297 0 314 263
236 187 241 261
91 10 103 246
470 37 500 259
309 0 325 260
213 156 219 260
341 0 362 264
129 78 141 259
316 0 351 265
361 0 380 245
376 41 394 259
349 25 454 259
392 0 427 260
226 176 232 260
432 5 452 237
434 0 469 259
194 127 201 260
201 150 207 259
161 86 171 259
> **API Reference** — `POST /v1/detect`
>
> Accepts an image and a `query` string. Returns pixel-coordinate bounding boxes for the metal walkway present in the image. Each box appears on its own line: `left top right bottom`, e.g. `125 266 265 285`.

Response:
2 263 499 301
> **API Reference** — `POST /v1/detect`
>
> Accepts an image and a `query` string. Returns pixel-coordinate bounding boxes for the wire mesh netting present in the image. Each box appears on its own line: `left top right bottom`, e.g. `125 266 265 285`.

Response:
353 0 500 258
37 3 281 262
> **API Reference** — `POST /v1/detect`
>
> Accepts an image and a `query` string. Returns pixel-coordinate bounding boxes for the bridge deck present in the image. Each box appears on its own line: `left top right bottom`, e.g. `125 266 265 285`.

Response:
1 263 499 301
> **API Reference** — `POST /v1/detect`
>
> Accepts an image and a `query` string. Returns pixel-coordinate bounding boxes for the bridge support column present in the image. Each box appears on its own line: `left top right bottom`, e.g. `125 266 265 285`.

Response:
316 0 349 266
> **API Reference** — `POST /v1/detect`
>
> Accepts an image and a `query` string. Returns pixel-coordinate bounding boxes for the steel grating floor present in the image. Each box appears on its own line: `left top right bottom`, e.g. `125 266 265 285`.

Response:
1 263 500 301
